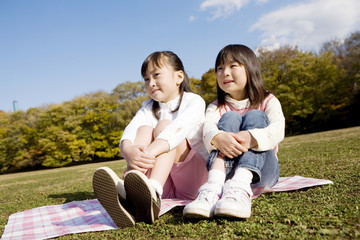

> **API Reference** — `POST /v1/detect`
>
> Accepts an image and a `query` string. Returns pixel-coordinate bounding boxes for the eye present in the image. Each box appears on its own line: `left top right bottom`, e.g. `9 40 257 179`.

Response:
144 77 149 82
217 66 223 71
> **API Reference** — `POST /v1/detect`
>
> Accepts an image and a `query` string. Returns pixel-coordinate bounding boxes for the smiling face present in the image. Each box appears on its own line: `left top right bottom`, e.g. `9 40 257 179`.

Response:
143 59 184 103
216 61 248 100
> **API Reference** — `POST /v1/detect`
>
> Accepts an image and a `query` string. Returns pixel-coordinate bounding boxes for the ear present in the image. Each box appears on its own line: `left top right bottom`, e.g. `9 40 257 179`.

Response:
175 70 184 86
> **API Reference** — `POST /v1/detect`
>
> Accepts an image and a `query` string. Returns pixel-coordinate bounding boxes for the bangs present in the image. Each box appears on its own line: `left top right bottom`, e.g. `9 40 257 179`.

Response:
141 52 166 77
215 45 243 72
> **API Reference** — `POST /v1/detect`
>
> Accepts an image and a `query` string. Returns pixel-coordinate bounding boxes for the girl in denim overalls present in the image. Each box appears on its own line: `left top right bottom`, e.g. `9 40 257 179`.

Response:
184 44 285 219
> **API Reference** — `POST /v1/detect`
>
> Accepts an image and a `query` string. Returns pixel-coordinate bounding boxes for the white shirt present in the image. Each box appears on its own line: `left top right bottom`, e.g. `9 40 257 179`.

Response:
203 94 285 152
120 92 209 160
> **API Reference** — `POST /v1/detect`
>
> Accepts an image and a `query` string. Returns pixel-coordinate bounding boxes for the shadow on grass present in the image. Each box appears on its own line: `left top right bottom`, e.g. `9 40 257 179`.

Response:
164 206 247 225
48 191 95 203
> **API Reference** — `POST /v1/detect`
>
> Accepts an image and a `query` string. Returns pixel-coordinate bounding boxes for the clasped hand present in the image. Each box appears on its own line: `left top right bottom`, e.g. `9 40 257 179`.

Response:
212 131 253 159
123 145 155 174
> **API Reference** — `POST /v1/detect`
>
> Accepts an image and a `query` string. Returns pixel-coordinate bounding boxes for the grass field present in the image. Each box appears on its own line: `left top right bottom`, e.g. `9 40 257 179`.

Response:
1 126 359 239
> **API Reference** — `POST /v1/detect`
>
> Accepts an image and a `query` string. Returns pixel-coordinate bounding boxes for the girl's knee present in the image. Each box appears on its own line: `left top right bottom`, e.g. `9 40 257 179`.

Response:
242 110 269 129
154 119 171 137
244 110 266 120
218 111 242 132
138 125 153 132
134 125 154 145
136 125 154 136
220 111 242 122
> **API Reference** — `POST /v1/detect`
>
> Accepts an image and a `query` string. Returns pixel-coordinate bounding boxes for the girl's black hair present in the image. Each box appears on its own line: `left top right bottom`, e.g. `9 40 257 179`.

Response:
141 51 193 119
215 44 269 108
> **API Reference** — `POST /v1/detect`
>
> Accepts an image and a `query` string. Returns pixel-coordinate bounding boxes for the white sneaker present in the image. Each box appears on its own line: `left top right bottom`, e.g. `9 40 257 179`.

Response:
183 182 222 218
214 179 253 219
93 167 135 228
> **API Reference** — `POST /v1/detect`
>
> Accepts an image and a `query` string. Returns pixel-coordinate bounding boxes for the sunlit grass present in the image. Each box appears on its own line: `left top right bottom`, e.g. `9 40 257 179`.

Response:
1 127 359 239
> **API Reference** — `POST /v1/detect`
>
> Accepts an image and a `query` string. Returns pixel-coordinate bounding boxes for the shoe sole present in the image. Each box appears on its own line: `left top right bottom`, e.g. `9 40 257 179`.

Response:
214 208 251 218
183 208 211 219
124 170 160 224
93 168 135 228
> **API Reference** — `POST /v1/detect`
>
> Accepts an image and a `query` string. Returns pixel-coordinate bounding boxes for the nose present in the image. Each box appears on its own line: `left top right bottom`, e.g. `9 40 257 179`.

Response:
223 67 230 76
149 78 156 87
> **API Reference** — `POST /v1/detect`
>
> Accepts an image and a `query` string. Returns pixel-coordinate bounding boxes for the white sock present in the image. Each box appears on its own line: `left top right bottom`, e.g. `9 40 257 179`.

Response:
149 178 163 197
232 167 253 185
207 169 226 185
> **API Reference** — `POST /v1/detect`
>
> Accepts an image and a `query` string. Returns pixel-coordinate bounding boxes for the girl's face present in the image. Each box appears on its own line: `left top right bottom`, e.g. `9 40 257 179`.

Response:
144 61 184 103
216 61 247 100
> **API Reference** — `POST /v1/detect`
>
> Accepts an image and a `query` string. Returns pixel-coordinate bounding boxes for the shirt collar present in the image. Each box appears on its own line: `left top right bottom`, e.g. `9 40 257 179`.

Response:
158 94 181 111
225 94 250 108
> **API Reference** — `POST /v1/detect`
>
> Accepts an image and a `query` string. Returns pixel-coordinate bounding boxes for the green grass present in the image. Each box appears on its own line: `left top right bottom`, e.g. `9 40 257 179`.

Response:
1 127 359 239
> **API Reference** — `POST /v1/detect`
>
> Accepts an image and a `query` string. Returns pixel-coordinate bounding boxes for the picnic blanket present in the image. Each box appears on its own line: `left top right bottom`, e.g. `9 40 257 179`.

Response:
1 176 333 240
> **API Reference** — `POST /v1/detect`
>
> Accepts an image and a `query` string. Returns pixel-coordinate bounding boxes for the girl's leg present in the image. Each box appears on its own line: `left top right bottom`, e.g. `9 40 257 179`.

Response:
216 111 243 176
183 114 243 219
149 119 190 187
183 167 224 218
213 111 265 218
124 120 190 224
94 126 156 228
134 125 154 146
123 125 154 173
239 110 279 188
221 110 270 184
251 151 279 189
206 111 268 183
212 156 226 172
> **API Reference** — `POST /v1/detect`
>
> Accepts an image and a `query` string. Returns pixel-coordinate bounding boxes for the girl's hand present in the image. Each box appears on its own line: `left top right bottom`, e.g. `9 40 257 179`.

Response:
235 131 258 150
121 144 155 174
212 132 248 159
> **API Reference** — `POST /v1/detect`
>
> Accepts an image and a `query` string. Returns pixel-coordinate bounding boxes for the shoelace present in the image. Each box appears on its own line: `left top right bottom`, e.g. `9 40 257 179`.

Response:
197 188 215 200
197 184 221 201
222 186 250 202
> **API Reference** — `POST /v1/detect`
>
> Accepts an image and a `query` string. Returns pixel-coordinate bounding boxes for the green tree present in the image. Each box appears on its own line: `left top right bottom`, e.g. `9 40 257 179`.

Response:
0 110 42 172
319 31 360 127
258 46 342 133
111 81 149 129
112 81 147 102
193 69 218 106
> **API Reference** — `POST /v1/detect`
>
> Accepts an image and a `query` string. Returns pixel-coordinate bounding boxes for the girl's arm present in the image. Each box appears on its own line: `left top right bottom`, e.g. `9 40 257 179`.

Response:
203 103 248 158
248 97 285 151
203 103 223 152
120 140 155 173
211 131 248 158
155 93 206 151
120 101 151 145
234 130 258 149
120 100 156 172
144 138 170 157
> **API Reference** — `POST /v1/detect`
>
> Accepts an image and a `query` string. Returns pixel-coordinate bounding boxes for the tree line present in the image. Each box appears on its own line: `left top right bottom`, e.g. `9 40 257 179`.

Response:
1 31 359 174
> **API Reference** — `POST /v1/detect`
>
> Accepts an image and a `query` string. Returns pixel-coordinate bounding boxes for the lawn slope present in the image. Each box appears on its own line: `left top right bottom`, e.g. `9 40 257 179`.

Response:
1 127 359 239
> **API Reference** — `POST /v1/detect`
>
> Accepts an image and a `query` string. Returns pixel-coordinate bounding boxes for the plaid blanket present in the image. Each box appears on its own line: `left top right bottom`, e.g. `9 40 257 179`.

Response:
1 176 333 240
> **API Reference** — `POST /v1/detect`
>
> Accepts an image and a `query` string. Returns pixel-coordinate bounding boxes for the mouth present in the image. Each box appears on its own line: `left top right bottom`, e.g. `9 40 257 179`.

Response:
151 89 160 94
223 80 234 85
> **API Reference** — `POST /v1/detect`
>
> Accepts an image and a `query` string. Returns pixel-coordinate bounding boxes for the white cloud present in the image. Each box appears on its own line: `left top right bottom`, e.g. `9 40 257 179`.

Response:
250 0 360 51
256 0 269 4
189 16 196 22
200 0 250 20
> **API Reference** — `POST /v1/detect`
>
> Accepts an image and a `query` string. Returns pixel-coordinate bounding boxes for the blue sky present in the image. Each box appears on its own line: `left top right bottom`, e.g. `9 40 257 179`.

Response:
1 0 359 112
